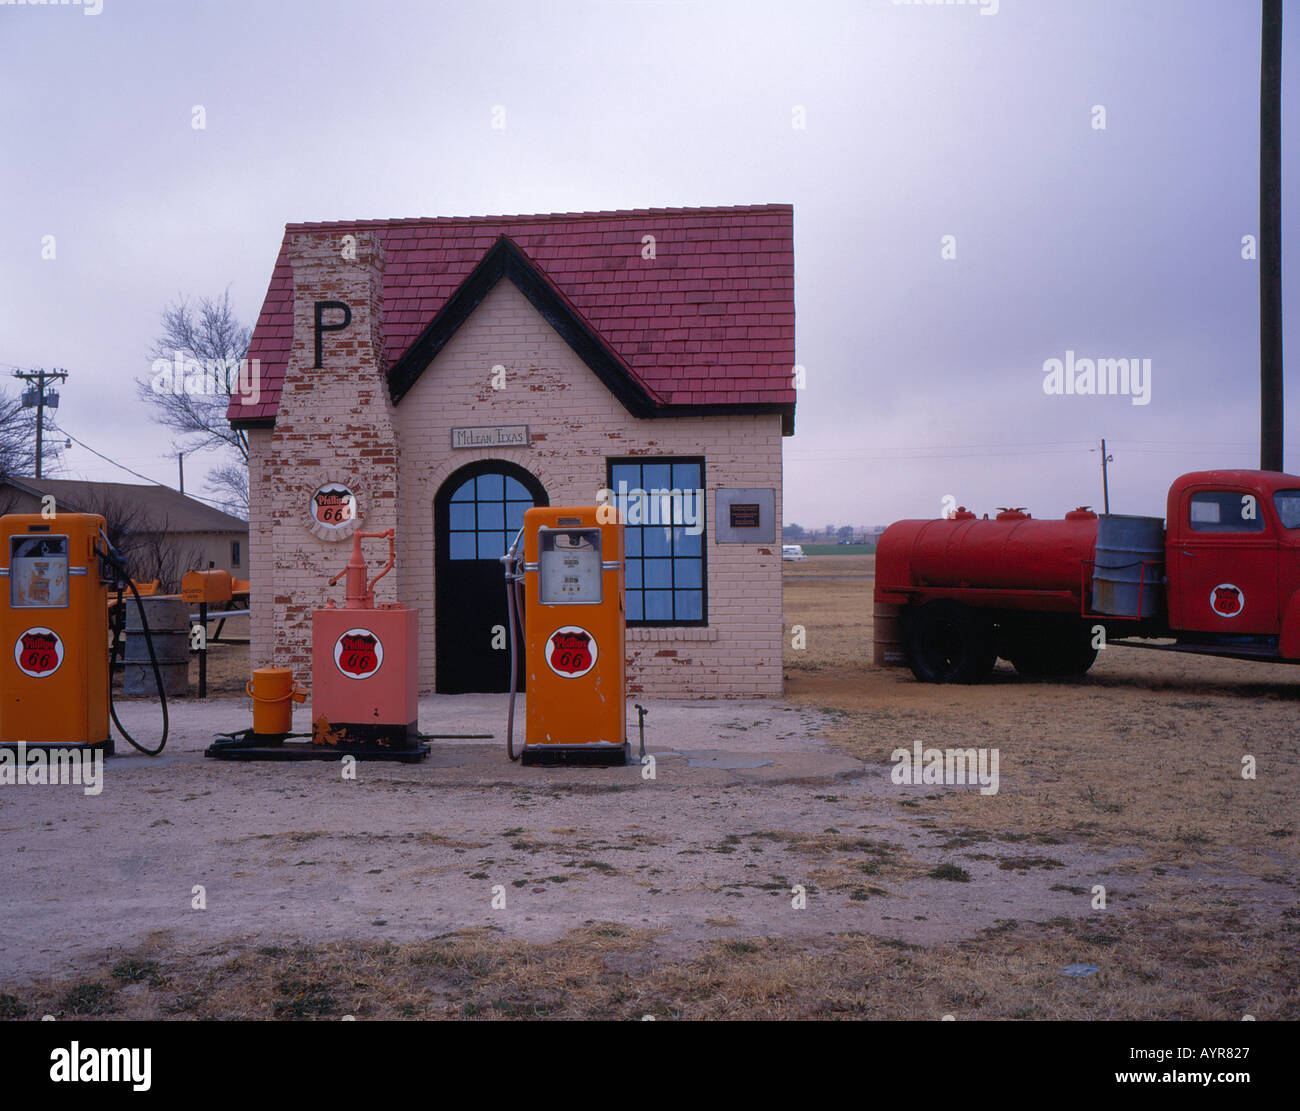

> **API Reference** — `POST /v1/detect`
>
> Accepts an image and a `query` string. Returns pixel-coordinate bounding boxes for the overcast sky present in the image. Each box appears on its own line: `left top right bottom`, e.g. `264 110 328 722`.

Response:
1 0 1295 526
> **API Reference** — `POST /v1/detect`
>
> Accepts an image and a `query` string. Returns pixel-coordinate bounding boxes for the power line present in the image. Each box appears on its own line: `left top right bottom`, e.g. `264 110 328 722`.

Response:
787 447 1090 462
47 424 240 513
10 367 68 479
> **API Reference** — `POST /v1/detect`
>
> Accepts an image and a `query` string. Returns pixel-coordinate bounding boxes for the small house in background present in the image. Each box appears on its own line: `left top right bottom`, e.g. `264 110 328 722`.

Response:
0 476 248 591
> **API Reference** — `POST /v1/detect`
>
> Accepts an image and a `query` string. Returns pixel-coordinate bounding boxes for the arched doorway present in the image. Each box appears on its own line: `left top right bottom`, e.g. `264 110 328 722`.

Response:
434 460 548 693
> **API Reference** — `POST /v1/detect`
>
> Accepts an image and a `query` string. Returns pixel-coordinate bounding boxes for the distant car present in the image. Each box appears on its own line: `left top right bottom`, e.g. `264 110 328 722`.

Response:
782 544 807 561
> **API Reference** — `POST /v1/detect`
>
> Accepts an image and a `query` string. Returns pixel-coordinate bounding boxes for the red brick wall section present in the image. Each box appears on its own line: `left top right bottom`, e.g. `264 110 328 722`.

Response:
255 231 400 689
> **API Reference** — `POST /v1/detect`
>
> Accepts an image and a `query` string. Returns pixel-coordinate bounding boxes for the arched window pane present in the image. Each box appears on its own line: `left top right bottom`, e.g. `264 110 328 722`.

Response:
446 470 541 561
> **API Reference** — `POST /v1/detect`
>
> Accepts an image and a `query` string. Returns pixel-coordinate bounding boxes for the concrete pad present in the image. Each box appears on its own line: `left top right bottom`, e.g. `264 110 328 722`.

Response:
0 690 1133 985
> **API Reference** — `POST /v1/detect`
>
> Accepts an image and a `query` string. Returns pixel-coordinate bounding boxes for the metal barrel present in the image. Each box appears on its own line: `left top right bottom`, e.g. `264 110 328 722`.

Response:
872 601 906 667
123 597 190 696
1090 515 1165 618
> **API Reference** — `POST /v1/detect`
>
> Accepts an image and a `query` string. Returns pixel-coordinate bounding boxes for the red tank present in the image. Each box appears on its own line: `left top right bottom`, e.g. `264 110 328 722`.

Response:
875 508 1098 608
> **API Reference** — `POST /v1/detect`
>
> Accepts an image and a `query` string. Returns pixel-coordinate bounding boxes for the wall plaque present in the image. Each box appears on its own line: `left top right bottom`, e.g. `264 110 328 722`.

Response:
451 425 530 449
716 488 776 543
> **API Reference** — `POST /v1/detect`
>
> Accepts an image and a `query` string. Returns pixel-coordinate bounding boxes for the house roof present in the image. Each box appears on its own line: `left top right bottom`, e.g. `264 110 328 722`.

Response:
0 477 248 533
228 204 796 433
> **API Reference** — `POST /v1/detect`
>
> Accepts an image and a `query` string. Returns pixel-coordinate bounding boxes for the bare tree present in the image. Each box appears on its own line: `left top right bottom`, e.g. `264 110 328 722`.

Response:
205 460 249 519
0 487 25 517
65 487 200 592
126 523 205 594
0 388 38 478
137 289 252 516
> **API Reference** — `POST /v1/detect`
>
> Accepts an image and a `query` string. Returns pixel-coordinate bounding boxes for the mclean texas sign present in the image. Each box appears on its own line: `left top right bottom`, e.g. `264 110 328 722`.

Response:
450 425 530 449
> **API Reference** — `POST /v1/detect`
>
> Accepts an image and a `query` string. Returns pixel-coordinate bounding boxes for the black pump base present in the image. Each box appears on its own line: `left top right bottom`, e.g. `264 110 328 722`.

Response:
520 742 629 767
204 730 429 763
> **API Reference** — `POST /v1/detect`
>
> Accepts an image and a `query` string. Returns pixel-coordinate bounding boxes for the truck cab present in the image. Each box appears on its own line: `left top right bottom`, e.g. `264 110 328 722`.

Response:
1165 470 1300 651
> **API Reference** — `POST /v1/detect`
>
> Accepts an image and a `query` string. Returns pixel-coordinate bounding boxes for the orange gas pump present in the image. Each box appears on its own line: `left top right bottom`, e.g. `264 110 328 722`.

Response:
502 507 627 766
1 513 169 756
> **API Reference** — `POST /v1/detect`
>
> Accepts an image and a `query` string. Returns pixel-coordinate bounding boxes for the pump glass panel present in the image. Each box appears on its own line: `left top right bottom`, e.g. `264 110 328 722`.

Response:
9 535 70 608
538 528 602 604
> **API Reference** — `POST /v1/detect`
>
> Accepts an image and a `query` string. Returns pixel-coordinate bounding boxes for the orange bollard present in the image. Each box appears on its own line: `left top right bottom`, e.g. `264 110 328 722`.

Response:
245 667 306 736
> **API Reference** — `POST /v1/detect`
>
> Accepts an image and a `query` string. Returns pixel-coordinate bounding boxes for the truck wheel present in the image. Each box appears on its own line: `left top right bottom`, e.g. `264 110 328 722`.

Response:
905 601 996 684
1008 622 1098 678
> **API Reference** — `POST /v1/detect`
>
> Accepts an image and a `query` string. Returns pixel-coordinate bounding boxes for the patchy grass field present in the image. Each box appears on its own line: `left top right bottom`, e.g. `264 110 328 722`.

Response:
784 554 1299 856
780 552 1299 1018
7 902 1295 1021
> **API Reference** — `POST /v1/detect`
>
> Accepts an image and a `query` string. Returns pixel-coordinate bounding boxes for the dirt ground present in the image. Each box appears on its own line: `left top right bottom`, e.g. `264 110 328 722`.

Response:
1 557 1296 1020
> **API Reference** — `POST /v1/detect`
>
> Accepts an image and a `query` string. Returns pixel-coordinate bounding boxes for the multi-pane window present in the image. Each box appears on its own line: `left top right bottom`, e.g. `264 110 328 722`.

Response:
448 472 534 560
608 458 706 625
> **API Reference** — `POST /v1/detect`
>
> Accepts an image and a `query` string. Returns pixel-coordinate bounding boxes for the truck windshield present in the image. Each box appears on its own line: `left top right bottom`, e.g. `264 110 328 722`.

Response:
1274 490 1300 529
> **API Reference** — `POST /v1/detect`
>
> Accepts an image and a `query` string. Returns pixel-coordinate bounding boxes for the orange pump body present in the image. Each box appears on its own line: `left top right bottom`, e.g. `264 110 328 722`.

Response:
0 514 110 747
522 507 626 762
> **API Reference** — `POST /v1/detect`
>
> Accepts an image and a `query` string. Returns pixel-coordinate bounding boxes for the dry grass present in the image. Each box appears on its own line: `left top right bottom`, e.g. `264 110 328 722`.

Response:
8 901 1296 1020
783 555 1300 866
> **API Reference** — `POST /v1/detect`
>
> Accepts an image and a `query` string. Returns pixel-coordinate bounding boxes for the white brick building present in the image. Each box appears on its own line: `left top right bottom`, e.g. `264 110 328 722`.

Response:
228 206 796 698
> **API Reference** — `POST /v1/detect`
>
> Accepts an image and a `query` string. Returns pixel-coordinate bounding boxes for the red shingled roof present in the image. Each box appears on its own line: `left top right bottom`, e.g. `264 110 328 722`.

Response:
228 205 795 430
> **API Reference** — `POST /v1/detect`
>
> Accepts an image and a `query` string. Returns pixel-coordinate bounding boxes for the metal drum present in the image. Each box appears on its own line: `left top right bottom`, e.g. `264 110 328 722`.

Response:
1091 515 1165 618
123 597 190 696
872 601 906 667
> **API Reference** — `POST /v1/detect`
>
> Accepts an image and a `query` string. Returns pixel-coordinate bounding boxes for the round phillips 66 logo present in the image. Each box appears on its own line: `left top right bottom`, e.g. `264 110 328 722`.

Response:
15 627 64 677
334 628 383 679
545 626 598 678
311 484 357 530
1210 584 1244 618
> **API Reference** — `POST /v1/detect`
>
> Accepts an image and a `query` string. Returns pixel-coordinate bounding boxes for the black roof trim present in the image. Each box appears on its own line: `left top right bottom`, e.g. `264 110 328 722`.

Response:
388 235 658 416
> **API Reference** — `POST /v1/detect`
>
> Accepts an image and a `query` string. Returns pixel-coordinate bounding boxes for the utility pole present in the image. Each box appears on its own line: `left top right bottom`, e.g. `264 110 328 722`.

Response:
11 367 68 479
177 451 185 495
1099 438 1113 514
1260 0 1284 471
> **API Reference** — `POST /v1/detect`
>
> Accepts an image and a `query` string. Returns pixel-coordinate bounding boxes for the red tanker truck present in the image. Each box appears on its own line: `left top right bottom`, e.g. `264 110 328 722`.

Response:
873 469 1300 682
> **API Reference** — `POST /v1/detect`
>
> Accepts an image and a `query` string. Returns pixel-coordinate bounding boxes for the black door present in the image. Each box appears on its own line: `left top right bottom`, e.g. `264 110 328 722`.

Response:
434 461 547 693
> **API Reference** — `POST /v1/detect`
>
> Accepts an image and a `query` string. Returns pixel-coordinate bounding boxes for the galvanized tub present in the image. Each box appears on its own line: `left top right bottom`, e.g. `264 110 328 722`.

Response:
1090 515 1165 618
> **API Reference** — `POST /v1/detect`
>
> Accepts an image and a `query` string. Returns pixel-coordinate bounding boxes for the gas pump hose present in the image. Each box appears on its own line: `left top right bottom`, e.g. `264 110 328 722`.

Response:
101 544 169 756
502 533 526 761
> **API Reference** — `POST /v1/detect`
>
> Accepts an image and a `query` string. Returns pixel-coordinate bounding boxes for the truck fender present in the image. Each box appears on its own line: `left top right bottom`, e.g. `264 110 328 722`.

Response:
1279 592 1300 659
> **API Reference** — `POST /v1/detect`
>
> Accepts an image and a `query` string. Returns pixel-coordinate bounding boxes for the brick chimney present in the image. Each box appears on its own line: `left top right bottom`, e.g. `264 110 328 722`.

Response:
260 230 399 686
